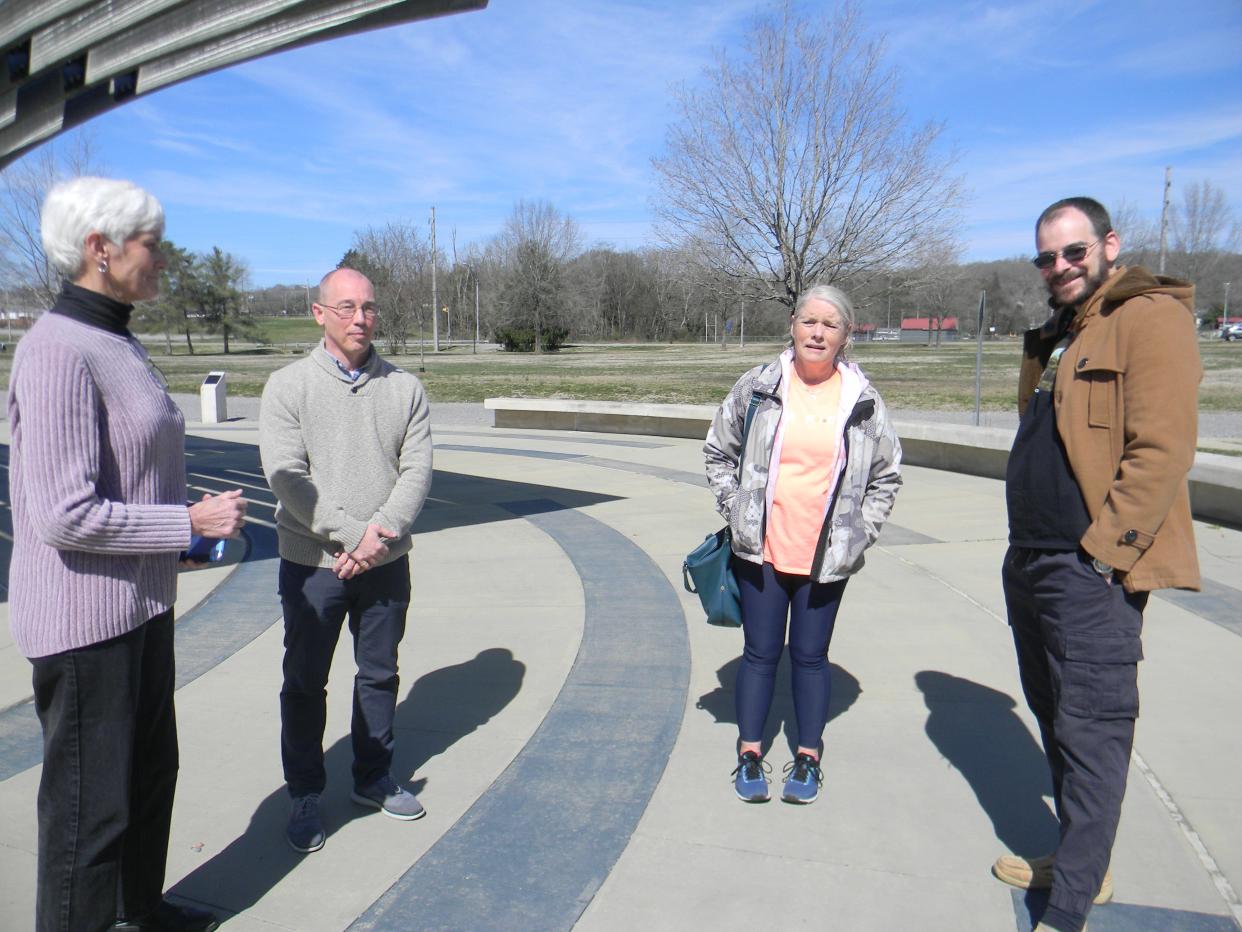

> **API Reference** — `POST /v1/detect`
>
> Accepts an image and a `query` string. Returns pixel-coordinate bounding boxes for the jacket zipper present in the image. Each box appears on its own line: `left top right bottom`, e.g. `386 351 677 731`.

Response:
808 398 873 580
749 387 781 549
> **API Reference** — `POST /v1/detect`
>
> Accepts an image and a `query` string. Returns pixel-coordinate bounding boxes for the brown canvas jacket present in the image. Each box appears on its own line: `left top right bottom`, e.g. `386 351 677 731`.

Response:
1016 266 1201 593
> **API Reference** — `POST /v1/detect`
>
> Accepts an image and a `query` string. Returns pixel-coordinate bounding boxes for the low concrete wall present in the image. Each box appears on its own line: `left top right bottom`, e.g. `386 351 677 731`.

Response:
892 422 1012 482
483 397 1242 528
485 397 717 440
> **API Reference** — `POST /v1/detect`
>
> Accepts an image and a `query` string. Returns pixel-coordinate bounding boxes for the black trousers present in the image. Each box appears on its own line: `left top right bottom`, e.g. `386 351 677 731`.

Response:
30 610 179 932
278 557 411 798
1003 547 1147 932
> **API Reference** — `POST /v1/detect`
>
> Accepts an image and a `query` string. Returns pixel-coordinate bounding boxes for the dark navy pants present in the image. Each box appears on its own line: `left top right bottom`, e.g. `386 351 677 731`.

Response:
279 556 411 797
30 610 178 932
1003 546 1148 932
734 558 847 750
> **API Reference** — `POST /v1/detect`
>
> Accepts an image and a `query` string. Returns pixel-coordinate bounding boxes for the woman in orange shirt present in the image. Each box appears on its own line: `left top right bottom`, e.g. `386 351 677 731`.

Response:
704 285 902 804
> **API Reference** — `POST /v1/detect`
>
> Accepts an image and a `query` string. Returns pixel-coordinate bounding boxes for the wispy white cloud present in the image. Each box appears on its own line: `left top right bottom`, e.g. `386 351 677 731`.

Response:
82 0 1240 285
877 0 1103 73
965 108 1242 191
1106 24 1242 78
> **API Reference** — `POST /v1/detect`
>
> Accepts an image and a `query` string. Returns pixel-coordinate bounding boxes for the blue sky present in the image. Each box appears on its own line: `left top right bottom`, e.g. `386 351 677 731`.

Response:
63 0 1242 287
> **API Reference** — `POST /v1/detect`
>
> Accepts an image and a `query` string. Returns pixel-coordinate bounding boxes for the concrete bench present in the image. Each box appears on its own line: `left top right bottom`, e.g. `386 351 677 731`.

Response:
483 397 1242 528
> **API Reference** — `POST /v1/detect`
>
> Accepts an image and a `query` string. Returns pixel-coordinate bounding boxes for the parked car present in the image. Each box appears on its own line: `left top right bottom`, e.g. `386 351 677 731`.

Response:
1220 323 1242 341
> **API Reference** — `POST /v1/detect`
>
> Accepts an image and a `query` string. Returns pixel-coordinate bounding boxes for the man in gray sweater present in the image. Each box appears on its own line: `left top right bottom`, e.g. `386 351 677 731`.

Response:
259 267 433 853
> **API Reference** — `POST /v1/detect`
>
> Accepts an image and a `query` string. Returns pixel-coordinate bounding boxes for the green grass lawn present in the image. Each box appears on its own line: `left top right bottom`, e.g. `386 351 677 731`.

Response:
3 328 1241 414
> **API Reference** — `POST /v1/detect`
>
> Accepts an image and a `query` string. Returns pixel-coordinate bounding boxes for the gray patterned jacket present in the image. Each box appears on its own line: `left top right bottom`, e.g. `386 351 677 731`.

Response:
703 350 903 583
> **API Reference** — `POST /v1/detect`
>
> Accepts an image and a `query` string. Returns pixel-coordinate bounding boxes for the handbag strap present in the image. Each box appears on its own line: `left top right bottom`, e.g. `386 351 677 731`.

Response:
736 388 762 478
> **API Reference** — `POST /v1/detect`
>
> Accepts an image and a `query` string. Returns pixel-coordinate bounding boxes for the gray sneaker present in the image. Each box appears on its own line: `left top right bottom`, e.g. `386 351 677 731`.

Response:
287 793 325 853
351 774 426 821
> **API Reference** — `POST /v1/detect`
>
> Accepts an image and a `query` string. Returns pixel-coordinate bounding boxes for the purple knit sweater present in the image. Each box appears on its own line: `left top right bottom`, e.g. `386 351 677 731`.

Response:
8 311 192 659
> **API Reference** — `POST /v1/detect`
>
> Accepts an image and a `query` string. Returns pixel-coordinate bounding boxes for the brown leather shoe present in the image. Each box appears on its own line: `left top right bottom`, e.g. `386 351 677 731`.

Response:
992 853 1113 904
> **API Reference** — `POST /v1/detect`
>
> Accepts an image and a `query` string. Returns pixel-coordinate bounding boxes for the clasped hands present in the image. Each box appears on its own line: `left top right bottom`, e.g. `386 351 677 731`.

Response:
334 522 397 579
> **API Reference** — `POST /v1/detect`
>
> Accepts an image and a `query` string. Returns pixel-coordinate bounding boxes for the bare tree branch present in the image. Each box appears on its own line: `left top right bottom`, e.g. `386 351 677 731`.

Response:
0 130 102 306
652 0 962 308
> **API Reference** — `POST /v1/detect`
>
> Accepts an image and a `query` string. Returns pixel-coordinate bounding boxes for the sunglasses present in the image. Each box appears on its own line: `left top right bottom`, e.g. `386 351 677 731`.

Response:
1032 240 1098 270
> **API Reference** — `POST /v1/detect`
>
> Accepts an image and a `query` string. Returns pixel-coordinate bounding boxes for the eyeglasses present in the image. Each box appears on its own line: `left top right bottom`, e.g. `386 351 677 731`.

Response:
318 302 380 322
1032 240 1099 270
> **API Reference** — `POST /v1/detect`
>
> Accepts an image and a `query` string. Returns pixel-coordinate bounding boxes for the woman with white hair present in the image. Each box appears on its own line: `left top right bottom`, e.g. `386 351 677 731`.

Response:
704 284 902 805
8 177 246 932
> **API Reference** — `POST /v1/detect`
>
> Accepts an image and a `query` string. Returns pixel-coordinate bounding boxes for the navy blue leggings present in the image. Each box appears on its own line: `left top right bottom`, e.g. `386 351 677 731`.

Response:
734 559 847 750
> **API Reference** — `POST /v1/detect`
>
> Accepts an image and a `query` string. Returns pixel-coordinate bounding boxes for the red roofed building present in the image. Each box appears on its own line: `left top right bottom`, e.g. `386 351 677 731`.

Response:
900 316 959 342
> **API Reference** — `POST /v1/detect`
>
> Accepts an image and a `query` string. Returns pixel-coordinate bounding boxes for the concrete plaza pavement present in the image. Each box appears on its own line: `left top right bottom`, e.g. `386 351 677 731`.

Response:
1 408 1241 931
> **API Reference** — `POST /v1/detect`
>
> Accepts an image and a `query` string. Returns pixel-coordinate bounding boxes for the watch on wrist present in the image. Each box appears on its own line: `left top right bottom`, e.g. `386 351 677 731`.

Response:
1091 557 1114 578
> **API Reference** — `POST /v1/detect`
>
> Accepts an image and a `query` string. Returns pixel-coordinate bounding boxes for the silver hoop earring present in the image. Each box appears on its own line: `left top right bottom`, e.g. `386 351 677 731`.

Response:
98 260 109 273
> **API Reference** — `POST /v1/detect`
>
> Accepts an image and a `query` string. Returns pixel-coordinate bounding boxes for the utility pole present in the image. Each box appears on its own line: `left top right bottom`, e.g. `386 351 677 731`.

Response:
1224 281 1232 324
1158 166 1172 275
973 291 986 426
474 272 480 354
430 206 440 352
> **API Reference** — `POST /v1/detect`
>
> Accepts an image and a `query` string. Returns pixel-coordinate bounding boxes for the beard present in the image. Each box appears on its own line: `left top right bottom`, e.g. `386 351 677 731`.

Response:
1046 261 1111 308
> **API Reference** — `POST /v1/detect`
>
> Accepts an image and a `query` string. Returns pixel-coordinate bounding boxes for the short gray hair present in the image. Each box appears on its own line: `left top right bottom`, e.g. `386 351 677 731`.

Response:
793 284 856 361
41 177 165 278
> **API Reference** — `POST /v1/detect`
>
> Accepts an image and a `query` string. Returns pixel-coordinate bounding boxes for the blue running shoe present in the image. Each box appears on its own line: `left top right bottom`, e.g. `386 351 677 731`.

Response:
781 753 823 804
732 750 771 802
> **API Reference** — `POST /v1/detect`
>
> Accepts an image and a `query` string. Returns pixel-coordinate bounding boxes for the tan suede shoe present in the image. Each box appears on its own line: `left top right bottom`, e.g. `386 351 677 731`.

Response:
992 853 1113 904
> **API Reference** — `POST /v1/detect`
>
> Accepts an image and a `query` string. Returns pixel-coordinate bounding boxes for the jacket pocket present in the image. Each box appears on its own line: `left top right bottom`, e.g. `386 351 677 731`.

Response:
1059 633 1143 719
1075 359 1121 429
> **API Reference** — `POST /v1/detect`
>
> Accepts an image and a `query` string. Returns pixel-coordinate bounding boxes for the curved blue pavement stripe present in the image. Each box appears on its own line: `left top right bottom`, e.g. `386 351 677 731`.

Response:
1158 579 1242 638
437 442 1242 631
0 525 281 783
0 701 38 779
350 498 690 932
434 443 707 486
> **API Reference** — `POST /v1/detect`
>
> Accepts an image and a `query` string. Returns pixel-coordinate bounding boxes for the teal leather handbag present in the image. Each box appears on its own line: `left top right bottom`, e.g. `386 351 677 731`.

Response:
683 527 741 626
683 390 761 628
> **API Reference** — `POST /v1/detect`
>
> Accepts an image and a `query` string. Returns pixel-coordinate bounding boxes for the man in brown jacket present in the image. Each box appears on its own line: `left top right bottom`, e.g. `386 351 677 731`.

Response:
991 197 1201 932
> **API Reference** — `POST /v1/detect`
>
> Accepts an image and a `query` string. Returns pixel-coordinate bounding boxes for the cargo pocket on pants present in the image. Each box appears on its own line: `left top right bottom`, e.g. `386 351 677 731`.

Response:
1060 634 1143 719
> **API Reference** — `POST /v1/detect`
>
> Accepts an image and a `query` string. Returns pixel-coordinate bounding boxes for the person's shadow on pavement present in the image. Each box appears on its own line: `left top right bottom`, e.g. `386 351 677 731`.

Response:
170 647 525 919
697 654 861 758
914 670 1060 859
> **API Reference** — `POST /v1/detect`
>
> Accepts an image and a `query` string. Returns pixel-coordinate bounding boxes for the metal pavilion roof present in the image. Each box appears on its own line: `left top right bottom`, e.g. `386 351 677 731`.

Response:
0 0 487 169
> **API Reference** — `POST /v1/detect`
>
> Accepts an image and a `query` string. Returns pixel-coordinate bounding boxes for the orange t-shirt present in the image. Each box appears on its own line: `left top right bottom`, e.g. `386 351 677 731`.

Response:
763 367 842 575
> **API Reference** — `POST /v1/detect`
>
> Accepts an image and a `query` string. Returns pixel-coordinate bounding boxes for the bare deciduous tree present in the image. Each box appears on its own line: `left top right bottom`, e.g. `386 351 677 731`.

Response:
1169 179 1240 287
494 200 580 352
1110 198 1160 269
652 0 962 308
0 130 101 305
346 223 436 354
904 240 967 345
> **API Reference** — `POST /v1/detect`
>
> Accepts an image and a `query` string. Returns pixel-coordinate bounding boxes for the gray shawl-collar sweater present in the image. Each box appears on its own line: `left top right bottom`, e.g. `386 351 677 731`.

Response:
259 343 432 568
